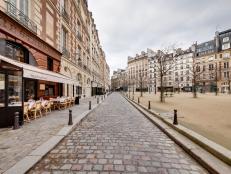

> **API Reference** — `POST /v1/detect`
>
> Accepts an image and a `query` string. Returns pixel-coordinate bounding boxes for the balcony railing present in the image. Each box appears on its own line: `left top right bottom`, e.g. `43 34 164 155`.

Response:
5 1 37 34
62 47 70 58
61 7 69 23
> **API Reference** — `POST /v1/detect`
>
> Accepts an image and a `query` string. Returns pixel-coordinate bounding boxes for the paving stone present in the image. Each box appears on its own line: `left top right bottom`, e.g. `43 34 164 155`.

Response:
28 94 208 173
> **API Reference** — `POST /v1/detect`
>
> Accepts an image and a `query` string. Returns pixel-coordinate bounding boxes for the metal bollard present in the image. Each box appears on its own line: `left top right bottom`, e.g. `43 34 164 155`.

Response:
95 95 96 98
138 97 140 104
89 101 92 110
13 112 20 130
148 101 151 110
97 97 99 104
173 109 178 125
101 96 103 101
68 110 73 125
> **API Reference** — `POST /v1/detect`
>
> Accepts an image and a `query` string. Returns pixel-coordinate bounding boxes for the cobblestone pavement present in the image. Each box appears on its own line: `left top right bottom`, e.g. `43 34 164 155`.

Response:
0 96 100 173
29 93 208 174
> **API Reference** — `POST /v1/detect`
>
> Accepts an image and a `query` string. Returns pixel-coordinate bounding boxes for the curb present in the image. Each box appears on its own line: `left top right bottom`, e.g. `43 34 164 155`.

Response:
4 97 106 174
123 94 231 174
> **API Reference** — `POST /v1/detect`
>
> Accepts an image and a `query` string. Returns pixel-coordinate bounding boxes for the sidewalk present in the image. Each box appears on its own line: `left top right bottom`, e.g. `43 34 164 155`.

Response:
0 96 103 173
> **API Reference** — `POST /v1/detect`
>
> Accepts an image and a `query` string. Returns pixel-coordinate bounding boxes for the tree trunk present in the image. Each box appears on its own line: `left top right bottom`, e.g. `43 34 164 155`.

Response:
229 80 231 94
160 75 165 102
193 77 197 98
141 80 143 97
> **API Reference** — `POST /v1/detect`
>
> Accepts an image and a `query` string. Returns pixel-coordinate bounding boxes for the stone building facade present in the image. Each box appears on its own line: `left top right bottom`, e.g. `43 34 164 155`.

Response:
195 29 231 93
59 0 110 98
127 51 148 92
111 69 126 91
0 0 109 127
173 48 193 92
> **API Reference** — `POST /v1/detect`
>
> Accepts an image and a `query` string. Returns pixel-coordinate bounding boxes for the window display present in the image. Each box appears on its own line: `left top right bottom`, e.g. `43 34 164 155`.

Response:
8 71 22 107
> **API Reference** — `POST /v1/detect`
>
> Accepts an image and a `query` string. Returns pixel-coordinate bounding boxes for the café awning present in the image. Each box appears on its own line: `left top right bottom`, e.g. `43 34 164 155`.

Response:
0 55 79 86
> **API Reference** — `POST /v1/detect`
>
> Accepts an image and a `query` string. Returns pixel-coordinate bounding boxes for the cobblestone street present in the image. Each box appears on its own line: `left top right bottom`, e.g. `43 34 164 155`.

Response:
0 97 98 173
29 93 207 174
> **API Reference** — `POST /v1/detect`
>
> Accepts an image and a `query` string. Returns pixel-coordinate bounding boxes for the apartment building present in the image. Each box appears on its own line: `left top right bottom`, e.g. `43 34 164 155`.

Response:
173 48 193 92
59 0 109 98
127 51 148 92
0 0 67 127
195 29 231 93
0 0 110 127
111 69 126 91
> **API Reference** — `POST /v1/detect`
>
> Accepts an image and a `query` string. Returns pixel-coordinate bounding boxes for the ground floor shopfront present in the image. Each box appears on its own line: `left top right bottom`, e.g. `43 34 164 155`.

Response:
0 55 76 128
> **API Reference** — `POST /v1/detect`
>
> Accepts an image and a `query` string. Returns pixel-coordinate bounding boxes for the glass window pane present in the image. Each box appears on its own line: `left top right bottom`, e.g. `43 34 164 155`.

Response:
0 74 5 107
8 72 22 107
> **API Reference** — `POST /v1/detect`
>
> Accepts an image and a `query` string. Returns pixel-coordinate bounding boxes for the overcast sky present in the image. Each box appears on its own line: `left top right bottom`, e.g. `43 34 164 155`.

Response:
88 0 231 75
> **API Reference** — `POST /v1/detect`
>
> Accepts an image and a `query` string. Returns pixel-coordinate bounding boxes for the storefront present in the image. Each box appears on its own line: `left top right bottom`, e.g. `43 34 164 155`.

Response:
0 55 77 128
0 59 23 127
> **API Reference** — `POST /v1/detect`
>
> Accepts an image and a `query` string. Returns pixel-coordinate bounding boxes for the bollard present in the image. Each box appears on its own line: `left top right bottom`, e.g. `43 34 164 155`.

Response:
97 97 99 104
13 112 20 130
68 110 73 125
132 95 134 100
95 95 96 98
173 109 178 125
148 101 151 110
89 101 92 110
138 97 140 104
101 96 103 101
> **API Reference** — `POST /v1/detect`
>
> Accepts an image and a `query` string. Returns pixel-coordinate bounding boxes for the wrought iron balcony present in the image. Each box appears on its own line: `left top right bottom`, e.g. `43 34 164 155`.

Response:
61 7 69 23
5 0 37 34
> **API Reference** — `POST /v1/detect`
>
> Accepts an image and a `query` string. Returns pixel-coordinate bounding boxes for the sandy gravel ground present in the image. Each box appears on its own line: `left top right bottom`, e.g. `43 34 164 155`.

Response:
129 91 231 150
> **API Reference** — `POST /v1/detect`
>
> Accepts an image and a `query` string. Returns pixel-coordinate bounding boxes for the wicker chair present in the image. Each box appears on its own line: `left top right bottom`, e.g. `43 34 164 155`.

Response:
43 101 51 115
71 97 75 106
29 101 42 119
23 103 30 122
59 100 67 110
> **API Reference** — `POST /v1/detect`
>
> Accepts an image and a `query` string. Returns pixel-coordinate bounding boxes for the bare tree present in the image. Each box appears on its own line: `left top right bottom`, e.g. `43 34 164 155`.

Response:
155 46 176 102
137 68 146 97
189 58 205 98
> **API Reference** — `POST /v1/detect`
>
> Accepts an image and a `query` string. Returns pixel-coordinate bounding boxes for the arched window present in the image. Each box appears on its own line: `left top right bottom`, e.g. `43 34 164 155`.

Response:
0 39 37 66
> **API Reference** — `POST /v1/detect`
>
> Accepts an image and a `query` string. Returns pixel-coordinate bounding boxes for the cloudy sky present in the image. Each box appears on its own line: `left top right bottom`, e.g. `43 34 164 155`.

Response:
88 0 231 75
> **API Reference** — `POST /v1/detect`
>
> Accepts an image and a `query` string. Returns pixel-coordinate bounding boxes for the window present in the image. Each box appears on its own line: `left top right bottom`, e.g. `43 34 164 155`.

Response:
45 85 54 96
61 27 68 51
47 57 53 71
224 52 230 58
224 72 229 78
181 77 184 81
209 64 214 70
224 62 229 69
187 76 190 81
223 37 229 43
222 43 230 50
8 71 22 107
0 74 5 107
